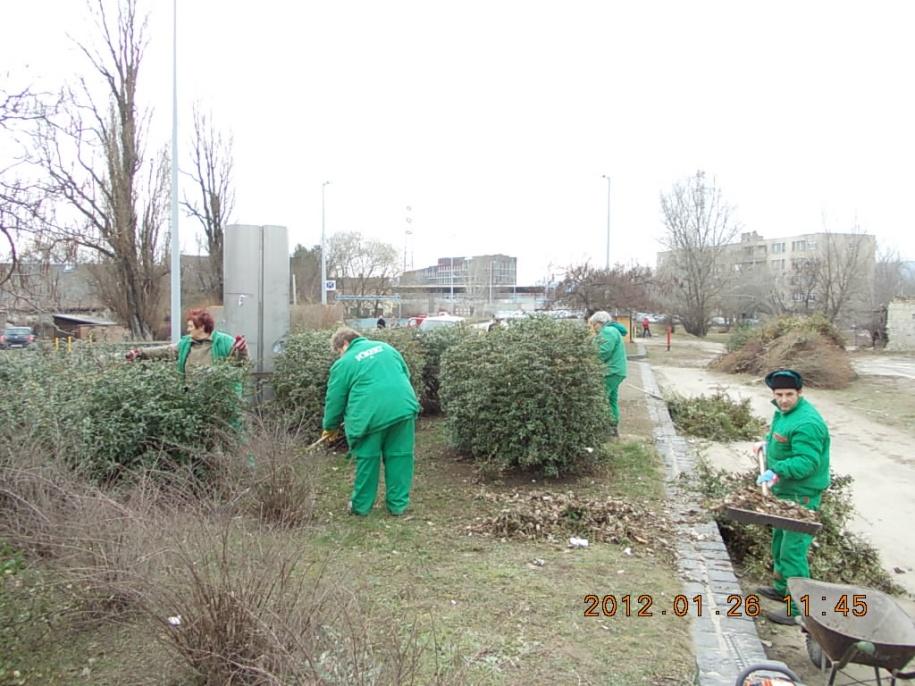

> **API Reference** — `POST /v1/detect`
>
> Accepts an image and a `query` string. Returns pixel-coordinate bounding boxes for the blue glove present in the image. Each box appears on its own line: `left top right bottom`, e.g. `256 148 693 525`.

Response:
756 469 779 486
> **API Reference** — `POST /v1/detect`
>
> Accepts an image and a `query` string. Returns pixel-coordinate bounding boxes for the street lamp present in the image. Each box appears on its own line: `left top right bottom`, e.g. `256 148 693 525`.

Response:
320 180 330 305
169 0 180 342
601 174 611 270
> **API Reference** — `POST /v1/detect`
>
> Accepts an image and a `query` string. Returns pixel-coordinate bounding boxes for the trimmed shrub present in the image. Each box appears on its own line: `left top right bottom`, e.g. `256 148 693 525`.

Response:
0 347 246 482
271 328 426 438
271 330 337 437
439 316 610 477
415 325 475 414
666 392 766 441
371 328 427 407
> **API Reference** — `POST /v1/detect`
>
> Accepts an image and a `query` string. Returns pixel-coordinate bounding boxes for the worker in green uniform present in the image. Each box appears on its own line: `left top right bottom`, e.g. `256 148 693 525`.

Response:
321 327 420 516
588 311 628 437
125 308 248 372
755 369 830 626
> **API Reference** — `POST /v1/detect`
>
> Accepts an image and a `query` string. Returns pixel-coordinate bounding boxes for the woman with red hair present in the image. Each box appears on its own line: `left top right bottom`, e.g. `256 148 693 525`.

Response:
126 308 247 372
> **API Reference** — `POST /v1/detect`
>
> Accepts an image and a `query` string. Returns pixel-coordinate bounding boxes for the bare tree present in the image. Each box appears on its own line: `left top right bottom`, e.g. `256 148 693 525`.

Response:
327 232 399 316
788 257 821 315
873 247 905 307
181 105 234 303
0 84 46 289
553 262 655 314
816 229 874 323
290 243 321 304
15 0 168 339
658 171 740 336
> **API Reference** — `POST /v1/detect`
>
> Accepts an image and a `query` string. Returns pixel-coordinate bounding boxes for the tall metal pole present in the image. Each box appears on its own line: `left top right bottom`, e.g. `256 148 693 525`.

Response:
450 255 454 313
320 180 330 305
169 0 181 342
601 174 611 270
489 260 493 303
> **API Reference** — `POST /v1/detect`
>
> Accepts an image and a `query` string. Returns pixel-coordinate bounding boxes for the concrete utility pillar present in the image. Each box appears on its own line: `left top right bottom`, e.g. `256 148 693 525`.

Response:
223 224 289 375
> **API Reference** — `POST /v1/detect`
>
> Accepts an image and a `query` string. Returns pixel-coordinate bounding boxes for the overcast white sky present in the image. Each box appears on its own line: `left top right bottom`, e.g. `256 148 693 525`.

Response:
4 0 915 283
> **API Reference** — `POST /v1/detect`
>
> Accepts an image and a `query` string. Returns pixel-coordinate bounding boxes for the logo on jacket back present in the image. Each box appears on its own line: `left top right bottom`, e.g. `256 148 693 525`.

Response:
355 345 384 362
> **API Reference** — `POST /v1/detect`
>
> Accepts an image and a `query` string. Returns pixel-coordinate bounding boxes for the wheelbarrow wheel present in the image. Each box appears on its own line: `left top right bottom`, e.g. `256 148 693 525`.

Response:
805 631 830 670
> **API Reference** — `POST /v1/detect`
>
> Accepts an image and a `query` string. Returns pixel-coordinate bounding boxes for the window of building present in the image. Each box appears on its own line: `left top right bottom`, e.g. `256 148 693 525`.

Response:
771 242 785 254
791 240 807 251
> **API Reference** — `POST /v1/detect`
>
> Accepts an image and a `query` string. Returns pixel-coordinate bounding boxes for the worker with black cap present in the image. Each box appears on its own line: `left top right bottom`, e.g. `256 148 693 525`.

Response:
755 369 831 626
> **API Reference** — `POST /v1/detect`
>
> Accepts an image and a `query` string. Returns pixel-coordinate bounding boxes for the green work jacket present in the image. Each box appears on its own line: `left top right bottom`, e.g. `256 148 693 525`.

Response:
322 337 420 440
176 330 236 374
766 396 831 500
597 321 628 378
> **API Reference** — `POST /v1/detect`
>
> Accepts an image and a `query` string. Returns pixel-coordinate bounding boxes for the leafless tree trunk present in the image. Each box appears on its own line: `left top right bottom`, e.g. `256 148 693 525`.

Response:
658 171 739 336
14 0 168 339
181 105 234 303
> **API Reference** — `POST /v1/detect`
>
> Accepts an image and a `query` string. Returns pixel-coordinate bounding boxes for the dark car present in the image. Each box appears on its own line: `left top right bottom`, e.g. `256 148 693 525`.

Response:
1 326 36 349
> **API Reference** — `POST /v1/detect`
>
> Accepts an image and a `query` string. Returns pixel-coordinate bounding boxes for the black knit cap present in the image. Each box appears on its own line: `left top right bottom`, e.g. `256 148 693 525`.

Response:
765 369 803 390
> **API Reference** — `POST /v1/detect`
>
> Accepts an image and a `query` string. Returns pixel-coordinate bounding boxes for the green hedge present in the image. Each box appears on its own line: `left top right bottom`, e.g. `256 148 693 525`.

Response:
415 325 474 414
270 330 337 437
271 329 425 438
439 317 610 477
0 347 246 481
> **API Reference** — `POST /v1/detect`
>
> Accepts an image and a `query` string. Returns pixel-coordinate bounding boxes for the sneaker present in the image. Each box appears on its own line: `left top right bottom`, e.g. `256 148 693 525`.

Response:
609 425 619 438
756 586 784 602
764 609 800 626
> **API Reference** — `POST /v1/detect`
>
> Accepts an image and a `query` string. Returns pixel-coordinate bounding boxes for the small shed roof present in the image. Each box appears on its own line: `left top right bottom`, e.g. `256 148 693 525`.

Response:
52 313 117 326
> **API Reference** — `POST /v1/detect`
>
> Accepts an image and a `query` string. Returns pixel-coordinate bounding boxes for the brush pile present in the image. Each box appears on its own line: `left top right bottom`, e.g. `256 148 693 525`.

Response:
467 490 673 550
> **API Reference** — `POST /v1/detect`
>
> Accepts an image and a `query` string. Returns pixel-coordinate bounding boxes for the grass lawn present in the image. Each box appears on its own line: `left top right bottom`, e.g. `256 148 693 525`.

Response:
1 378 694 685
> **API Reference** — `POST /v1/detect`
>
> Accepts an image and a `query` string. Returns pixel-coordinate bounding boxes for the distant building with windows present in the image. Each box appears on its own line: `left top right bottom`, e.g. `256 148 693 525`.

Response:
400 254 517 292
656 230 876 318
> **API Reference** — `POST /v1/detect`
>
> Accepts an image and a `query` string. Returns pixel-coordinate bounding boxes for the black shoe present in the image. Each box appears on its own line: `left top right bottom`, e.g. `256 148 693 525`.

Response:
764 609 800 626
609 425 619 438
756 586 783 602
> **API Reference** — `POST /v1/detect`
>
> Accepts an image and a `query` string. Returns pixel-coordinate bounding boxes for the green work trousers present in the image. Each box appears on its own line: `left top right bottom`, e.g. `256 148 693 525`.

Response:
604 374 625 426
772 492 821 615
348 417 415 516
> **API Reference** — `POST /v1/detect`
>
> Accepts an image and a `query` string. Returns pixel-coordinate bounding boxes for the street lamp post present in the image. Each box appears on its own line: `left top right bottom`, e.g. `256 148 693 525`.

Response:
320 180 330 305
601 174 611 270
450 255 454 314
169 0 180 342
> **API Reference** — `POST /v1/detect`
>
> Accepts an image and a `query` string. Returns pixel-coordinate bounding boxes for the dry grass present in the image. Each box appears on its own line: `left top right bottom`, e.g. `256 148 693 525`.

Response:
208 413 321 528
1 394 694 684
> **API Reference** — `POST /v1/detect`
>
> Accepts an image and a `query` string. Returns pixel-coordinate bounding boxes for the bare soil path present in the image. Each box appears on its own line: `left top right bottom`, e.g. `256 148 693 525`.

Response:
645 336 915 596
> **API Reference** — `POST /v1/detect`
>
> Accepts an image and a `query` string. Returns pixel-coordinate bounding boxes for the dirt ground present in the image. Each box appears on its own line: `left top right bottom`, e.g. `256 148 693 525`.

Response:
643 334 915 685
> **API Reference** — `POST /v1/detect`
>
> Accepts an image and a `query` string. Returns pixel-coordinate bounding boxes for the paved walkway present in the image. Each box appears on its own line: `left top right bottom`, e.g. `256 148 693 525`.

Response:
633 353 778 685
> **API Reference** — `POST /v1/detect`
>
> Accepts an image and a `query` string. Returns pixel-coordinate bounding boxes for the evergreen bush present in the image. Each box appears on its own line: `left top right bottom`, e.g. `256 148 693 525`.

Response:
439 317 610 477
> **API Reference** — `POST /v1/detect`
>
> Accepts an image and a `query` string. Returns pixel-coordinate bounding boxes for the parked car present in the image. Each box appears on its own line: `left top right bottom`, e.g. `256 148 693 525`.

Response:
418 314 465 331
0 326 36 349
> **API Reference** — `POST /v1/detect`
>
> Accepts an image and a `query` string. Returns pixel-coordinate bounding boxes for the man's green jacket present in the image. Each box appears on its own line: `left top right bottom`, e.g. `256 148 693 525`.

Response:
597 321 628 378
323 337 420 440
765 396 830 499
176 330 235 373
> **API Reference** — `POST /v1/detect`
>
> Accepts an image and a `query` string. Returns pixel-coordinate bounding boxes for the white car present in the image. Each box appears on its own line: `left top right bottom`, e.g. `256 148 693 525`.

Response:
418 314 465 331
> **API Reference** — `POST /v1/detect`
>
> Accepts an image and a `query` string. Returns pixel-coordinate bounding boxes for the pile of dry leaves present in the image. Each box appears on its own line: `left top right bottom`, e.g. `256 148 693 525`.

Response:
466 490 673 550
716 487 819 523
